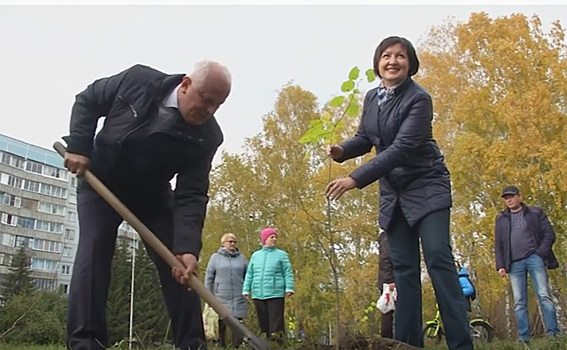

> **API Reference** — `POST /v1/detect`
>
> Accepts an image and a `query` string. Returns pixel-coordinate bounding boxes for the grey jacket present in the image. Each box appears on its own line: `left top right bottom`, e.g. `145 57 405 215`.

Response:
204 248 249 318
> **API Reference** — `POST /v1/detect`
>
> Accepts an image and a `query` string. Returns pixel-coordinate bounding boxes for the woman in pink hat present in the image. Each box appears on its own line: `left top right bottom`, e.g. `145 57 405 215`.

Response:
242 228 295 343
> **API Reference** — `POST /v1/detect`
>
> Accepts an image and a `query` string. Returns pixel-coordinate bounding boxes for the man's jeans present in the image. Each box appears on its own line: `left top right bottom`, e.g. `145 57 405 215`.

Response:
509 253 561 341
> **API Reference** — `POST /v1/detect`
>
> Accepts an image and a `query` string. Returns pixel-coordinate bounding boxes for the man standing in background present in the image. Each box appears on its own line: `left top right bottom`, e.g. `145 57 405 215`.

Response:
494 185 561 344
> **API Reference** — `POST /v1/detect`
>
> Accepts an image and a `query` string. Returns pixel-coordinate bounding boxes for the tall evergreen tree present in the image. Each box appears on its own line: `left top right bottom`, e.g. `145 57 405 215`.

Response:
106 237 171 347
107 236 132 345
1 245 35 301
133 243 170 346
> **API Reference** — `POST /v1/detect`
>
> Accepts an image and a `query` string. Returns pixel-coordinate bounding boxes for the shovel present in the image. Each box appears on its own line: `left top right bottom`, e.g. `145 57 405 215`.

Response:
53 141 270 350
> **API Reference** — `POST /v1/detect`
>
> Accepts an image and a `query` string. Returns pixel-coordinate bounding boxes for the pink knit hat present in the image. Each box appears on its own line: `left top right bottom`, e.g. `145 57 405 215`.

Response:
261 228 277 245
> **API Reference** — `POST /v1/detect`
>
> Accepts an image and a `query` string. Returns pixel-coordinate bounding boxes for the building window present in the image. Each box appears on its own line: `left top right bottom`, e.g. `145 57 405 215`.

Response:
38 201 66 216
34 278 57 291
0 153 10 165
0 153 25 169
31 258 58 271
17 216 35 230
25 160 43 174
40 183 67 198
61 264 71 275
67 211 77 222
22 179 41 193
0 175 67 198
0 173 23 189
64 229 75 240
2 193 22 208
32 238 62 253
23 160 68 180
0 252 13 266
42 165 67 180
62 246 72 257
1 213 17 226
35 220 63 234
15 235 32 248
0 232 13 246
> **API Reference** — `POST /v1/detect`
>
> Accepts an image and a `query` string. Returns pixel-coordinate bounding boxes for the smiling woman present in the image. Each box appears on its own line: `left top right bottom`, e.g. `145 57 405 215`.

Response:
324 36 473 350
374 37 419 89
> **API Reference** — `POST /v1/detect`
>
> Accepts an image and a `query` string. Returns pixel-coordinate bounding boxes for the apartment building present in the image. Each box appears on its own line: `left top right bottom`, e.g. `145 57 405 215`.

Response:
0 133 143 300
0 133 78 295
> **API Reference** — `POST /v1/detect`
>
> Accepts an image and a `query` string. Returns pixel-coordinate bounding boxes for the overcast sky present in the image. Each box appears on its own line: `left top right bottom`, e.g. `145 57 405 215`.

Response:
0 3 565 163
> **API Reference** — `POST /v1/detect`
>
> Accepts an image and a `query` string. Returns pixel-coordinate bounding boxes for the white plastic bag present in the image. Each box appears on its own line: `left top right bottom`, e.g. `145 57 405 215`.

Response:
377 283 397 314
202 302 219 340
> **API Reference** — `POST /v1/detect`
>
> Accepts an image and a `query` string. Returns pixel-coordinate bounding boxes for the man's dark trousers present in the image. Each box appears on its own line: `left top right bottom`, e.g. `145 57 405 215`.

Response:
66 186 206 350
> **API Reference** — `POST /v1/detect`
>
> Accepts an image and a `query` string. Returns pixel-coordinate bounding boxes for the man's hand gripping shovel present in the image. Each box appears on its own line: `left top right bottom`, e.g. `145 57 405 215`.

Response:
53 141 271 350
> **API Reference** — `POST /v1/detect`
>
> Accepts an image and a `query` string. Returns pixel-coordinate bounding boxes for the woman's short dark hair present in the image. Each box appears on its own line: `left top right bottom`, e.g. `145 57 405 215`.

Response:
373 36 420 78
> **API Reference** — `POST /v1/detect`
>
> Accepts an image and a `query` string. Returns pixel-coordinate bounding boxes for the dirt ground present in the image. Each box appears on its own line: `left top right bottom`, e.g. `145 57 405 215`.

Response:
292 336 421 350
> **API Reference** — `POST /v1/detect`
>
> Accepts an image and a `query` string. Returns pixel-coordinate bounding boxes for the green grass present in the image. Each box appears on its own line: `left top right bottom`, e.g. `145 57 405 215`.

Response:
0 346 65 350
0 336 565 350
427 336 566 350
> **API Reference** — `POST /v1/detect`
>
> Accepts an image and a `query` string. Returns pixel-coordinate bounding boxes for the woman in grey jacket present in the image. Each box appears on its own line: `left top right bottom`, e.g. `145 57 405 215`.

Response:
204 233 248 348
325 36 472 350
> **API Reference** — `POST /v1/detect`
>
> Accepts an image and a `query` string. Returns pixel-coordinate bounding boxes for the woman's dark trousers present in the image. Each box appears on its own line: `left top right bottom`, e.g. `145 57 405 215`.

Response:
253 297 285 342
387 207 473 350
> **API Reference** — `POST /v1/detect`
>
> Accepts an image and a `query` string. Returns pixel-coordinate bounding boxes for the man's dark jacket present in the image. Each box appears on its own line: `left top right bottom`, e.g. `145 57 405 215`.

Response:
63 64 223 257
335 78 451 231
494 204 558 271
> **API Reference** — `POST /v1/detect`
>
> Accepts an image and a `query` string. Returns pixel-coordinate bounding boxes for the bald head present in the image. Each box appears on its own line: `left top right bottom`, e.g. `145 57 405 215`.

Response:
189 60 231 90
177 60 232 125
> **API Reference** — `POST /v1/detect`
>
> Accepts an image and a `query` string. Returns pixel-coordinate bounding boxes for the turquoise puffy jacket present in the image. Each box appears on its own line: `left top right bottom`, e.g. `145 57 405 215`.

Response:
242 247 294 300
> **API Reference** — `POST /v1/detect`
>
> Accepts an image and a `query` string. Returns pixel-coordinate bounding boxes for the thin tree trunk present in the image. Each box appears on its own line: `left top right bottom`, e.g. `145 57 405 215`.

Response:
326 199 341 350
505 288 512 339
550 284 567 332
